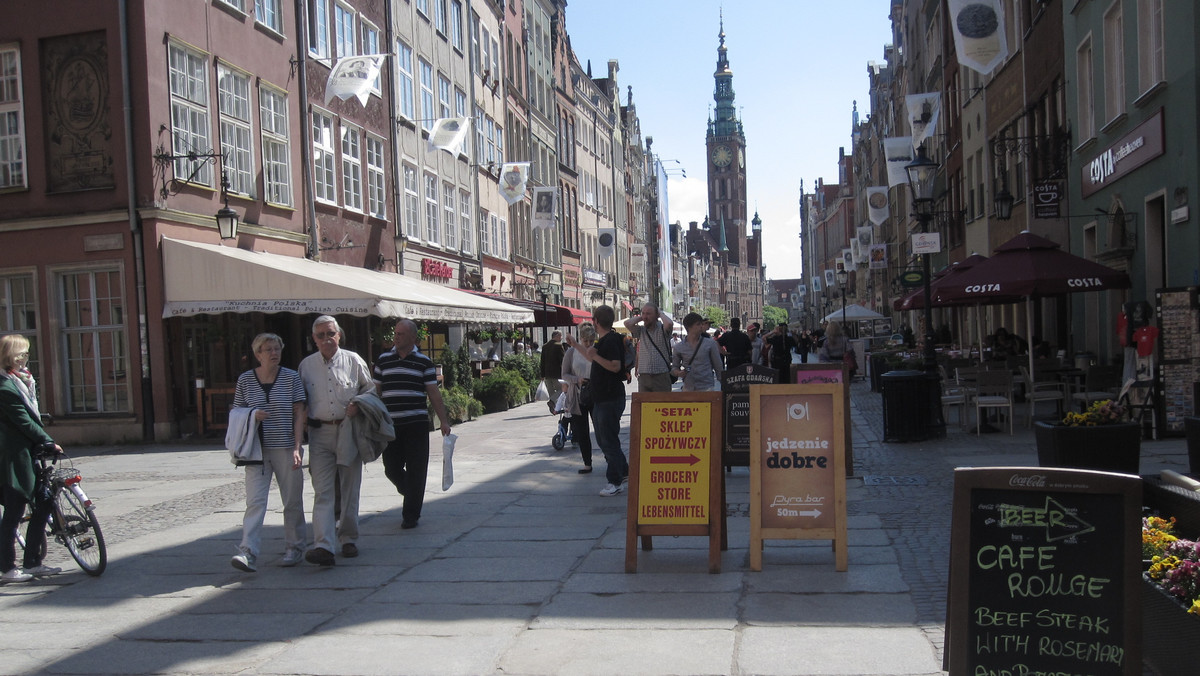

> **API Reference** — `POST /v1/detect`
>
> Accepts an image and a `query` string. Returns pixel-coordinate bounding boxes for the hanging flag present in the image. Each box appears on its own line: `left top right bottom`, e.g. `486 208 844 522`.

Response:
531 187 557 230
499 162 530 205
855 226 874 264
883 137 915 188
324 54 387 106
868 244 888 270
823 270 837 288
866 186 890 225
906 93 941 147
811 275 823 293
428 116 472 155
949 0 1008 75
850 239 863 265
598 227 617 257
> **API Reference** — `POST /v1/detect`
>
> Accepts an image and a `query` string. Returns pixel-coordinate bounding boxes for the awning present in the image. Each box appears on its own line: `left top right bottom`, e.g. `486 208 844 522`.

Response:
160 237 533 324
464 290 591 326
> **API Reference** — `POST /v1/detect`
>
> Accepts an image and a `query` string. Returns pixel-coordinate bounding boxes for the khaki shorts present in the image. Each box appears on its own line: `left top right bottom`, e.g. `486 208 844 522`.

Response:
638 372 673 392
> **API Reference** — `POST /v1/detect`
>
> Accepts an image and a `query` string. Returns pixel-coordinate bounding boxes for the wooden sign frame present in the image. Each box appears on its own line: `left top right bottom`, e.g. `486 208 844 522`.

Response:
945 467 1142 676
625 391 723 573
749 383 848 571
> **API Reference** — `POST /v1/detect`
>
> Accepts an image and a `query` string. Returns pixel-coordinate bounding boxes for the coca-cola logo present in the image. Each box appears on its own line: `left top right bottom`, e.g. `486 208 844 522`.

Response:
1008 474 1047 488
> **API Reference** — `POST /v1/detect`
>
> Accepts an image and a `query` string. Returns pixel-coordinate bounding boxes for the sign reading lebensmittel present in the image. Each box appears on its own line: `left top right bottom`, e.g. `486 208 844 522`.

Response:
626 391 723 574
749 383 847 572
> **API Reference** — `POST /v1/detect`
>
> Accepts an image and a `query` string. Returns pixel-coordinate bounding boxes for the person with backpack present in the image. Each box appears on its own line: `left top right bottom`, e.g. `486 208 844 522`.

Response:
623 303 675 392
671 313 724 392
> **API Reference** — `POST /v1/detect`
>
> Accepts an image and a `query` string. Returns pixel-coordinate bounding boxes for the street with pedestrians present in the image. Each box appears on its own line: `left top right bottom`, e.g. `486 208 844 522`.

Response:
0 378 1186 675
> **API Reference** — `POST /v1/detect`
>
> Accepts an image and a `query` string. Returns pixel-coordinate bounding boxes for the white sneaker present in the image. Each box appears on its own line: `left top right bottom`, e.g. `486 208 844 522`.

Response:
1 568 32 583
599 483 624 496
231 550 257 572
24 565 61 577
280 548 304 567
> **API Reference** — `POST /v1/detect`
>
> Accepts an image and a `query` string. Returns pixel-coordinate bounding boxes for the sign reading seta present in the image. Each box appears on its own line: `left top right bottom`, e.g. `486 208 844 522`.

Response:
637 403 711 523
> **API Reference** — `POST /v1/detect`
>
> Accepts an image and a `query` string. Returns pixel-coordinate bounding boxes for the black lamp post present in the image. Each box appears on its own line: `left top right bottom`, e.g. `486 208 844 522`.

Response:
904 145 940 375
994 183 1015 221
536 266 552 345
835 268 848 328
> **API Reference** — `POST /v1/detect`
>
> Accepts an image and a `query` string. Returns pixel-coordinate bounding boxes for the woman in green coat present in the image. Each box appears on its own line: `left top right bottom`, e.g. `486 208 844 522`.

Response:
0 334 62 583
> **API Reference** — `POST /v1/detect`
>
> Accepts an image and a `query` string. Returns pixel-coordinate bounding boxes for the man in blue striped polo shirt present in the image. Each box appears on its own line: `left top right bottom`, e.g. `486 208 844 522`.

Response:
373 318 451 529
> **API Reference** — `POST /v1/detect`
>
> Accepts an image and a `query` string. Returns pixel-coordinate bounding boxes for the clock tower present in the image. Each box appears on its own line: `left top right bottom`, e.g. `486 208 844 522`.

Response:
704 15 758 323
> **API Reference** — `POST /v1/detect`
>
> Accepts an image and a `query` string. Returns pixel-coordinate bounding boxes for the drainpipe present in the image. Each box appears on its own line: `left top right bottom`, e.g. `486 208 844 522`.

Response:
119 0 155 439
384 0 403 274
295 0 319 260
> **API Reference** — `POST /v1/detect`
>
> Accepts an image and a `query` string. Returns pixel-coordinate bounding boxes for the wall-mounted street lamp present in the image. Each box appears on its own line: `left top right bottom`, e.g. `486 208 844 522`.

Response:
536 266 552 345
835 268 849 327
904 144 939 375
153 148 240 240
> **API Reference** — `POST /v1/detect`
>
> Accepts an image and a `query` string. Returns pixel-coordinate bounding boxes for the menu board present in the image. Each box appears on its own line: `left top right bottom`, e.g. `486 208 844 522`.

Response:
721 364 779 467
1156 287 1200 433
946 468 1142 676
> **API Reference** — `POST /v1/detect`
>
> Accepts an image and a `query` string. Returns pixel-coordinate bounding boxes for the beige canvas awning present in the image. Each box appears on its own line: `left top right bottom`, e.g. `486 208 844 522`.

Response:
160 237 533 324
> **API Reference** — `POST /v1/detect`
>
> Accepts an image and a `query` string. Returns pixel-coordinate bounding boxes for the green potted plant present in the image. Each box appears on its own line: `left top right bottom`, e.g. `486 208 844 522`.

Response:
1033 399 1141 474
1142 516 1200 671
473 369 528 413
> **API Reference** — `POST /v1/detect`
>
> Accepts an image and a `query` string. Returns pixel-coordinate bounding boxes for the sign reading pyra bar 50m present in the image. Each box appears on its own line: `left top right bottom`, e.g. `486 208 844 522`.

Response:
626 391 723 574
749 384 847 571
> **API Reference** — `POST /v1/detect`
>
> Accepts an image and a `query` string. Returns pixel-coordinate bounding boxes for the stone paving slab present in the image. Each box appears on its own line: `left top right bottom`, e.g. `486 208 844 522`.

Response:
738 626 942 675
500 628 736 676
531 591 741 630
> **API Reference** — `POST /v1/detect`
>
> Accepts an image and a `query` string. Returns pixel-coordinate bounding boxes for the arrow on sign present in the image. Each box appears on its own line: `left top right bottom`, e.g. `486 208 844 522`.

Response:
649 454 701 466
997 496 1095 542
795 509 822 518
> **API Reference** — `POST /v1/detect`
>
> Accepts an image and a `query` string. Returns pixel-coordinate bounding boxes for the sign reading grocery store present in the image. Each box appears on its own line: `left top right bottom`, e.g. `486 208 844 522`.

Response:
626 391 723 573
749 383 847 571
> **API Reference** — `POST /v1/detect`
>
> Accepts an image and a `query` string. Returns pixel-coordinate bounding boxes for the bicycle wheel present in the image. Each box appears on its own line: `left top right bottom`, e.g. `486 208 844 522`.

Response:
551 431 565 450
53 488 106 576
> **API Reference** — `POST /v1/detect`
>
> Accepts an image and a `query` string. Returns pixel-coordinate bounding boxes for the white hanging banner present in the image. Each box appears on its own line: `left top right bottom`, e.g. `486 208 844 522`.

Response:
855 226 874 264
868 244 888 270
866 186 890 225
428 116 472 155
883 137 915 188
949 0 1009 75
841 248 855 272
598 227 617 257
324 54 387 106
811 275 823 293
499 163 530 205
531 187 557 230
906 93 941 148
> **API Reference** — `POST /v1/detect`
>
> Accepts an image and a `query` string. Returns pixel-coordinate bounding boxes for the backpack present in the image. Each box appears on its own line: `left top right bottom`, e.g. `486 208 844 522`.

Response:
622 336 635 380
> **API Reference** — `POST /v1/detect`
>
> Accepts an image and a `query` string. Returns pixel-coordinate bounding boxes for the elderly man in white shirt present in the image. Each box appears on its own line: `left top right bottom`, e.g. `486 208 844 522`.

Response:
298 315 374 566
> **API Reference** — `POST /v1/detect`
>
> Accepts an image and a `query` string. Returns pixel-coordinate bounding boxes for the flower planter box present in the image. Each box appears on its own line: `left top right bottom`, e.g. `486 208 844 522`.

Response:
1185 416 1200 476
477 391 509 414
1143 577 1200 676
1033 421 1142 474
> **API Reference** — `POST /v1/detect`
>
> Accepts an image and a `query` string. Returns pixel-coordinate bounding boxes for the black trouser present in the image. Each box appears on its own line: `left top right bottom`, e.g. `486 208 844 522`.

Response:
382 419 431 524
1 484 51 571
571 409 593 467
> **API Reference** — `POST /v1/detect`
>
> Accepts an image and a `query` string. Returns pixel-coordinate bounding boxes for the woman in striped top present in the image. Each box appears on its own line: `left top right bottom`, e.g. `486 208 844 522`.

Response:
230 333 308 572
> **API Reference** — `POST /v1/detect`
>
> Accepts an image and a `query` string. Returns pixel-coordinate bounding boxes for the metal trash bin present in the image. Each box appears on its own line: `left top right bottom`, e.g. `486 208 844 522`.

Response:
881 370 936 442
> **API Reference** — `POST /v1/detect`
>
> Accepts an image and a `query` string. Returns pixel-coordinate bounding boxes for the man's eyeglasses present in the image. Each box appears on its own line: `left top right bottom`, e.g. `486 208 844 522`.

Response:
314 331 339 339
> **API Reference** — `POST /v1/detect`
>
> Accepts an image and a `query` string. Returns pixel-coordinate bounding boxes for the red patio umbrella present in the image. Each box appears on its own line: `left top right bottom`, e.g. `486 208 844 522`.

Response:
935 231 1132 378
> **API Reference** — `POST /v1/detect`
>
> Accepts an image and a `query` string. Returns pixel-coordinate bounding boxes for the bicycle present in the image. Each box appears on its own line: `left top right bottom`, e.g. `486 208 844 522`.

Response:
16 448 107 576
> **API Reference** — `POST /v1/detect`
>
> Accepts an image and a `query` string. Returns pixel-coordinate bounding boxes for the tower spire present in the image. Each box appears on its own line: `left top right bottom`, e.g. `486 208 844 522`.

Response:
709 12 741 140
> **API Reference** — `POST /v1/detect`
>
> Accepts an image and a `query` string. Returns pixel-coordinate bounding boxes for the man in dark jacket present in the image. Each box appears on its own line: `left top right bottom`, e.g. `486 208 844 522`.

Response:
717 318 753 370
540 330 565 412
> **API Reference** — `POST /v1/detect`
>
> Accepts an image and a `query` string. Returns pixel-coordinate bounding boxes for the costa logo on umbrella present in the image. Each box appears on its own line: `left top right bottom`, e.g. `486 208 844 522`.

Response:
1068 277 1104 288
965 284 1002 293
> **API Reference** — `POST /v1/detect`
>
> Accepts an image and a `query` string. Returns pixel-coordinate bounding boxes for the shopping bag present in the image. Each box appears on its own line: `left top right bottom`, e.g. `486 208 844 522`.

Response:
441 433 457 491
554 391 568 414
535 380 550 401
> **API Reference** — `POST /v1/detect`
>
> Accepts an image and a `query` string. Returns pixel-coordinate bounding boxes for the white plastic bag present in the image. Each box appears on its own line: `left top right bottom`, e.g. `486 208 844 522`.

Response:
554 392 568 414
534 380 550 401
441 433 457 491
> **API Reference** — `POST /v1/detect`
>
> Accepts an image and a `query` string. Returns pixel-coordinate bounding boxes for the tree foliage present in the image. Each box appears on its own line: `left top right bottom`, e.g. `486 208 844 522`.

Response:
763 305 789 328
701 305 729 329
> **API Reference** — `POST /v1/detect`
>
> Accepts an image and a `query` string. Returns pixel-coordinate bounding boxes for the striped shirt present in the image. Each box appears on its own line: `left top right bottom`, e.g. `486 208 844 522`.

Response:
232 367 306 450
372 348 437 423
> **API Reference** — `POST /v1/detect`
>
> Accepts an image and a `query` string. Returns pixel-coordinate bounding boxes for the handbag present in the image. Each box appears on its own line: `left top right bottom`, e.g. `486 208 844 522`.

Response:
577 382 594 409
843 346 858 371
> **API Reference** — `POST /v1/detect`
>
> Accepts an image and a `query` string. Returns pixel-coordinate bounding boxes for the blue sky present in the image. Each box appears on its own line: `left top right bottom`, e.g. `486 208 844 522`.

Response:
565 1 895 280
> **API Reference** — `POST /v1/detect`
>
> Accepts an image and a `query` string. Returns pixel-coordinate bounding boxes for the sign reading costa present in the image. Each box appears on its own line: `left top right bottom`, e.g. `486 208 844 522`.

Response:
965 283 1003 294
1080 109 1164 198
421 258 454 279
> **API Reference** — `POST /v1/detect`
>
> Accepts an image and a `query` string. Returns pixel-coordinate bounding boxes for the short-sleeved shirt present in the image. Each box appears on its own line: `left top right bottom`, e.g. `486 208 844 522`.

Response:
373 348 437 424
232 367 307 450
717 329 752 368
672 336 724 391
630 320 672 375
298 348 374 420
590 331 626 402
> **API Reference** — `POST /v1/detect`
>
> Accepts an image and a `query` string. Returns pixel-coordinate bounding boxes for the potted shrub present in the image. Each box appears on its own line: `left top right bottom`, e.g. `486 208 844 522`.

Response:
473 369 528 413
1033 399 1141 474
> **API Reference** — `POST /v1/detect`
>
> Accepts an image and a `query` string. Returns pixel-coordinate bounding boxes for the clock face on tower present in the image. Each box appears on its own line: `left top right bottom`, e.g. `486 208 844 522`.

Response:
712 145 733 167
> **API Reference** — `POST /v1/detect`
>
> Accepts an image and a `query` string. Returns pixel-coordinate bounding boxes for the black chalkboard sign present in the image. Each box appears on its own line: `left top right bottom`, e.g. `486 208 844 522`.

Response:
946 468 1142 676
721 364 778 467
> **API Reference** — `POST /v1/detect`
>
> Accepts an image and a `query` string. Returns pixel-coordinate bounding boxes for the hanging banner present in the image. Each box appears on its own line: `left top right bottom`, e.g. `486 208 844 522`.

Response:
428 116 472 155
868 244 888 270
842 248 855 272
855 226 873 263
823 270 836 288
850 239 863 265
949 0 1009 75
866 186 889 225
531 187 557 230
597 227 617 257
906 92 941 148
811 275 823 293
883 137 914 188
499 162 530 205
324 54 387 106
